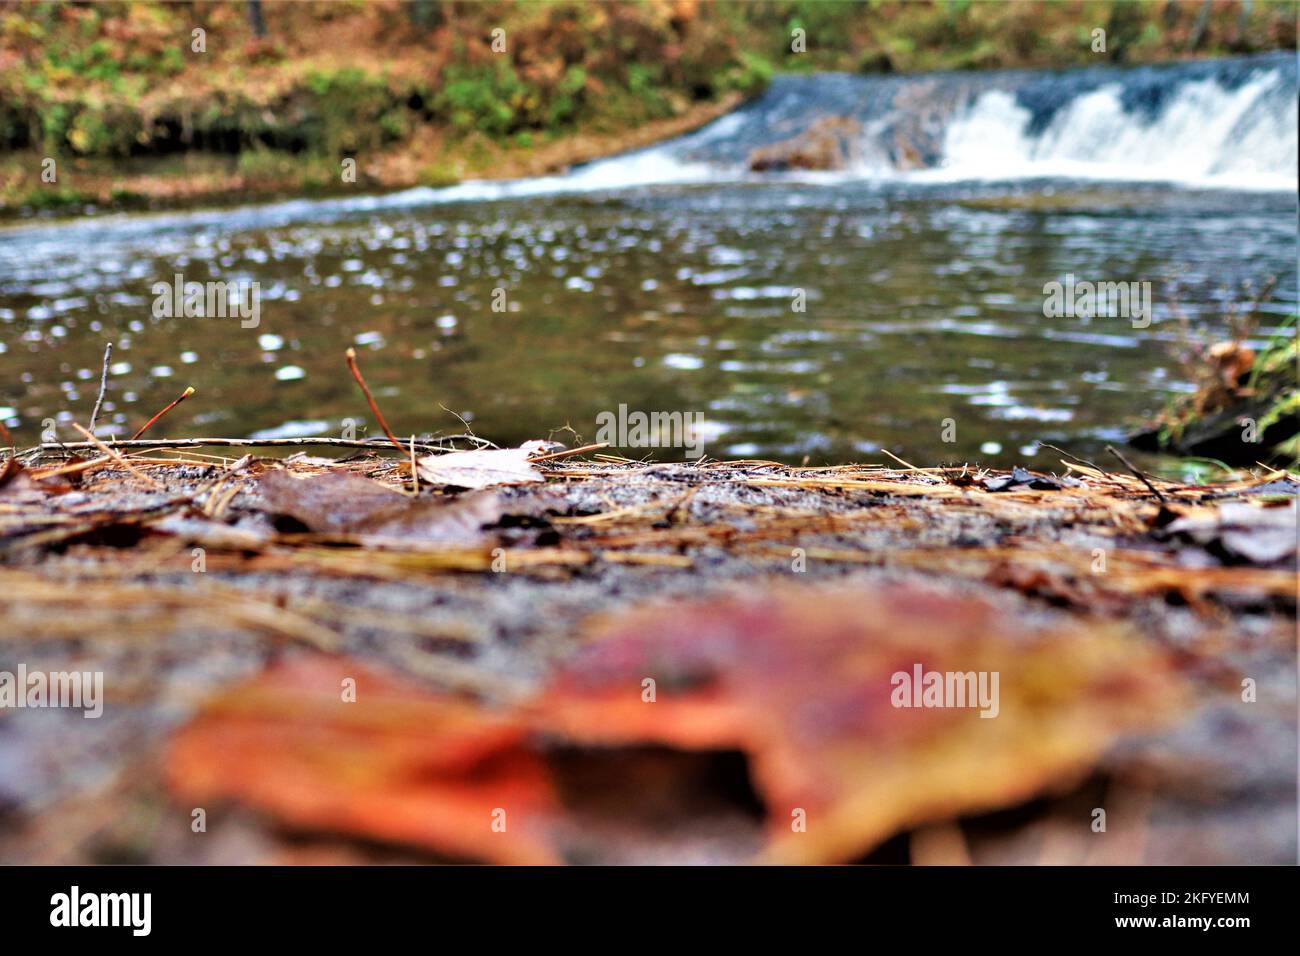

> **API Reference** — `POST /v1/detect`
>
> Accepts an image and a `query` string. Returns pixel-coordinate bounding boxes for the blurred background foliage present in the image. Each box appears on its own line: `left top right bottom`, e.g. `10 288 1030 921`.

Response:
1 0 1294 209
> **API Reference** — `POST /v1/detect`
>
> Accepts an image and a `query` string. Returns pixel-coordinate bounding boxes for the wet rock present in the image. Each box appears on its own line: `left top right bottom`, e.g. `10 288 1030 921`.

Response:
749 116 861 172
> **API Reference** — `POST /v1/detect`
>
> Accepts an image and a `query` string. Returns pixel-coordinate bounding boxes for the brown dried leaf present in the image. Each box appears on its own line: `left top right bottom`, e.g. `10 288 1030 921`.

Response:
541 582 1184 863
166 657 560 864
257 468 537 545
356 490 528 545
258 469 407 532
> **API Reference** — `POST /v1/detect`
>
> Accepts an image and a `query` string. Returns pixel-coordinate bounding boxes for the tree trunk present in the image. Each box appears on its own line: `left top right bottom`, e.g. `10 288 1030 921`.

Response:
248 0 268 39
407 1 440 30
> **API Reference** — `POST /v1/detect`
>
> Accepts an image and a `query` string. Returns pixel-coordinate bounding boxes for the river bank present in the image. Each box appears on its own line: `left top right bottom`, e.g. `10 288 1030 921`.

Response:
3 1 1294 217
0 94 743 220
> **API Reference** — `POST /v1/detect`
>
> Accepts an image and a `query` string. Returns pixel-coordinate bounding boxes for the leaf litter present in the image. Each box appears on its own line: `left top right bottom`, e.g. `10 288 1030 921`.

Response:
0 446 1295 864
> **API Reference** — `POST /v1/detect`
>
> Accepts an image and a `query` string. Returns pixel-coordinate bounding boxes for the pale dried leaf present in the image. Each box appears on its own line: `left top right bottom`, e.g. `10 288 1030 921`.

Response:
416 443 547 490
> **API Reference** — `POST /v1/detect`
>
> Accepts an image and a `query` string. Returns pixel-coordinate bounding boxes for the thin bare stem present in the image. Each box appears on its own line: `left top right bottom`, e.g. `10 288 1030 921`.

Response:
880 447 921 471
89 342 113 433
345 347 406 452
409 434 419 496
1105 445 1168 504
28 454 113 481
131 387 195 441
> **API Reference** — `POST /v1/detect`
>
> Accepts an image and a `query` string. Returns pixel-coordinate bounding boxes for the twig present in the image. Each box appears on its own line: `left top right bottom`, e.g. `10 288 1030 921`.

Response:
409 434 419 496
345 347 406 452
130 386 194 441
1105 445 1168 503
89 342 112 433
28 454 114 481
1037 441 1104 473
70 423 165 489
36 436 486 455
880 447 921 471
438 402 487 444
528 442 610 463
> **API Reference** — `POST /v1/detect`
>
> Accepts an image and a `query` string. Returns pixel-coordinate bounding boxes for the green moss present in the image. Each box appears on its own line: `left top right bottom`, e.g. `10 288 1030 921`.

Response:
721 51 775 94
107 187 145 205
416 160 462 189
438 62 530 138
20 185 87 209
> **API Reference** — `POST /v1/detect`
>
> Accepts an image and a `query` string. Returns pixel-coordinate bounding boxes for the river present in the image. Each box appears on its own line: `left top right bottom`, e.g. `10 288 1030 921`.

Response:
2 52 1296 467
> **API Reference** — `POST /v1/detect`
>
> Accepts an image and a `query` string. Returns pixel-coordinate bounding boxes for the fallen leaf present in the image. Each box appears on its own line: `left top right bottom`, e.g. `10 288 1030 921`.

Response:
257 468 545 545
416 443 548 490
543 583 1183 863
166 581 1182 864
258 469 407 532
1165 499 1298 565
356 490 546 545
166 657 560 864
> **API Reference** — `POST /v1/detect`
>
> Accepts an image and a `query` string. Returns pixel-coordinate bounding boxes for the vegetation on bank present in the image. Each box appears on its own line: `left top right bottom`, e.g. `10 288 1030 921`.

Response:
1139 322 1300 469
1 0 1294 214
1132 278 1299 470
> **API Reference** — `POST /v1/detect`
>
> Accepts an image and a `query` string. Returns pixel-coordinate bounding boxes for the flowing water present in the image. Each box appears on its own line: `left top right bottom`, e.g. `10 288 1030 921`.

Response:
2 53 1296 466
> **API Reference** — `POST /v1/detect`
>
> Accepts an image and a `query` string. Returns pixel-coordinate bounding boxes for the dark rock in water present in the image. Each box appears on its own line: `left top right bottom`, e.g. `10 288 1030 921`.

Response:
749 116 861 172
1130 401 1299 463
1128 338 1298 466
1128 408 1300 463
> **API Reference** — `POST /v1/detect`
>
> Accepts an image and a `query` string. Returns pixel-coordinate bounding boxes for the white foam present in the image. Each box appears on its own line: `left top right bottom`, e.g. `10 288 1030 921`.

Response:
432 145 720 203
927 70 1297 190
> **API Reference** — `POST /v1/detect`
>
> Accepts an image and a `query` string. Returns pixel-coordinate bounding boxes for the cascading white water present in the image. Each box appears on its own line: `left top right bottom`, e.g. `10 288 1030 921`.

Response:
933 69 1297 189
516 53 1299 193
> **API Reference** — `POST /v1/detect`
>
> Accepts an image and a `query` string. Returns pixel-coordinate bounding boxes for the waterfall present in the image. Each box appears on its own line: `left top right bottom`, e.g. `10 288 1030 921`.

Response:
590 51 1299 192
